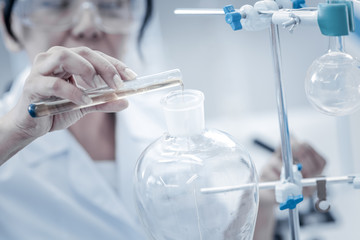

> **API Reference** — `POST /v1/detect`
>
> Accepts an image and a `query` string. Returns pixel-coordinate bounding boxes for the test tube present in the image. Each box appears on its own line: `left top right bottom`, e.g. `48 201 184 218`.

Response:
28 69 183 118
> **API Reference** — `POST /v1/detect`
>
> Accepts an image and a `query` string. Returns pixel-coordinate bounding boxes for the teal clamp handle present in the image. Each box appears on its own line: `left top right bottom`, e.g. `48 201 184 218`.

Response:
318 1 355 36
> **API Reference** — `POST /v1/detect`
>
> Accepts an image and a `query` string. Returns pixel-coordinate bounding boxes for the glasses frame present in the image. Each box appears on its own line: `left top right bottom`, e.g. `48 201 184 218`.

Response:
13 0 136 34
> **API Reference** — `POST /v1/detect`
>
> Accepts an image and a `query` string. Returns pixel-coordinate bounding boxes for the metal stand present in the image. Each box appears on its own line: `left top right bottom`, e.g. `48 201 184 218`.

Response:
174 3 359 239
269 23 300 240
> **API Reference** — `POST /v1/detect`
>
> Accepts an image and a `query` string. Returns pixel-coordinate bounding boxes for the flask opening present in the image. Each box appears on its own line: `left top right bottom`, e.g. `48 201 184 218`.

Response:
161 89 205 137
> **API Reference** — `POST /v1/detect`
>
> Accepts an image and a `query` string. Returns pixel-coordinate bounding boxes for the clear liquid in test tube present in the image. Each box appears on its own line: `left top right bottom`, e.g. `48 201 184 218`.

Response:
28 69 183 118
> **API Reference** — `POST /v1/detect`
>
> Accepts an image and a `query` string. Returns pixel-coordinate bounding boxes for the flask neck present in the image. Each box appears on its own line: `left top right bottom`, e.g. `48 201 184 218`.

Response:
161 89 205 137
328 36 345 53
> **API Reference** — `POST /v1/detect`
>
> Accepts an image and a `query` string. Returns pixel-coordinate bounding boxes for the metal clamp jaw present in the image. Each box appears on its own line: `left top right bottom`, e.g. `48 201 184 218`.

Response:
315 178 331 213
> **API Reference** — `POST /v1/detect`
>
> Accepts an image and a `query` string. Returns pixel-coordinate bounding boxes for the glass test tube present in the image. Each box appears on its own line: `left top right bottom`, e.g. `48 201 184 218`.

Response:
28 69 183 118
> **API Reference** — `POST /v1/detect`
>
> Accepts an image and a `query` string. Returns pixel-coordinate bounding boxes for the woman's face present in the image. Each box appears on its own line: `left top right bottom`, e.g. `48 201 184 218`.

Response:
9 0 135 61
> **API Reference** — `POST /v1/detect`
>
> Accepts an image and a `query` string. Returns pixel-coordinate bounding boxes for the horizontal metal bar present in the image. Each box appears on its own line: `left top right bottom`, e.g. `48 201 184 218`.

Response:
200 175 357 194
174 8 225 15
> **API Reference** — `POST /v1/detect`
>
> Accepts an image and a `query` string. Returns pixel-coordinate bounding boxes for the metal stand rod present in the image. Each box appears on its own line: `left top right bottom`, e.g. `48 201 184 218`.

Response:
269 23 300 240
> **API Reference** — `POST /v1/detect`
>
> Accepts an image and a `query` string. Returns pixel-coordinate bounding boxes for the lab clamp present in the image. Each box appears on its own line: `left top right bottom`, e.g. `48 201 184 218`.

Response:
176 0 360 239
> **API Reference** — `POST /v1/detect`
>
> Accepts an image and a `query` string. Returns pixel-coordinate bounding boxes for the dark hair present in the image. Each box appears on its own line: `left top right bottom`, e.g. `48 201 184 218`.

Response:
3 0 17 42
2 0 153 53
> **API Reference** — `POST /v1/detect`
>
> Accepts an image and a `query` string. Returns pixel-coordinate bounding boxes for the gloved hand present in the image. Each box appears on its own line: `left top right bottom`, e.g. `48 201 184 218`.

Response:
12 46 136 136
0 46 136 164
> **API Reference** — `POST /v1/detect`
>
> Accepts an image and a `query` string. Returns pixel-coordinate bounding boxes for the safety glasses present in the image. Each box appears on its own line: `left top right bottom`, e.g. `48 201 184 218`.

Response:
13 0 136 34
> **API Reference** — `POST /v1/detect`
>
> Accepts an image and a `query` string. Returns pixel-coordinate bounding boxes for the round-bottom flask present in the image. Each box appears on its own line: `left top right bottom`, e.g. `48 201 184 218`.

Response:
305 36 360 116
134 89 259 240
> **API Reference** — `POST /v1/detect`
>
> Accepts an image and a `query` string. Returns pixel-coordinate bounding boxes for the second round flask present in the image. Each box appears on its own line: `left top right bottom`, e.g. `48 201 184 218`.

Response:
134 89 259 240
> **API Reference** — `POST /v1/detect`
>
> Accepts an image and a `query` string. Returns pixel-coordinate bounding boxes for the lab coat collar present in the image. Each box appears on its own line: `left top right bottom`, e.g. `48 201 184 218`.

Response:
66 130 139 225
16 129 144 235
15 86 167 233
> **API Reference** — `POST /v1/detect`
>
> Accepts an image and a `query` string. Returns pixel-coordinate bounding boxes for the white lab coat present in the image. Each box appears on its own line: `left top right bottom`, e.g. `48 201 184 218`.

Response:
0 68 166 239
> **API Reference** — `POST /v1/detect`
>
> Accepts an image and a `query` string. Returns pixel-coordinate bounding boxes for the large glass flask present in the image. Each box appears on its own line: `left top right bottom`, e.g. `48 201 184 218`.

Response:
134 89 259 240
305 36 360 116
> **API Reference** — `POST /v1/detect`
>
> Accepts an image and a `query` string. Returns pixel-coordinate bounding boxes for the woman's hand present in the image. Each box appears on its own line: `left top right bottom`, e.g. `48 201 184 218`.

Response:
260 139 327 205
0 46 136 164
253 139 326 240
14 46 136 137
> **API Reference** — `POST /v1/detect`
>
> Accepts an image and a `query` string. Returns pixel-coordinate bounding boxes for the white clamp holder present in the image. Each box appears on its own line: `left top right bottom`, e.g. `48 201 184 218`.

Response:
275 0 294 9
240 1 278 31
275 164 304 210
223 0 318 32
272 8 318 30
353 176 360 189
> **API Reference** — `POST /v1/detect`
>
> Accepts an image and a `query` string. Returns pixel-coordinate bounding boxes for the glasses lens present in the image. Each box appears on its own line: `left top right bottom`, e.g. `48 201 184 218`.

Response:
97 0 133 34
13 0 134 33
14 0 77 30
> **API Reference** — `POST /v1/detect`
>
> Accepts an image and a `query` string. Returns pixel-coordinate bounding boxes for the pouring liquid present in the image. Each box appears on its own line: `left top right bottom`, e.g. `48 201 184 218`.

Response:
29 77 183 118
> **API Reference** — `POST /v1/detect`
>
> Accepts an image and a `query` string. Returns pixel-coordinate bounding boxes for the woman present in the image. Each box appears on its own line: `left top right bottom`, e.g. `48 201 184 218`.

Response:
0 0 153 165
0 0 159 239
0 0 325 239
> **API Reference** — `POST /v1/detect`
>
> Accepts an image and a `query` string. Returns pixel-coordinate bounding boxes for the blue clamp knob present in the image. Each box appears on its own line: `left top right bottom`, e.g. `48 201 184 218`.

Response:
223 5 242 31
279 195 304 210
297 163 303 171
292 0 307 9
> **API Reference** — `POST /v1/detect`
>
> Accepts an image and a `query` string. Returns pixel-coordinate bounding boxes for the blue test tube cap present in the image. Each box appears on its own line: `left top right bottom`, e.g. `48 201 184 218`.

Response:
28 104 37 118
